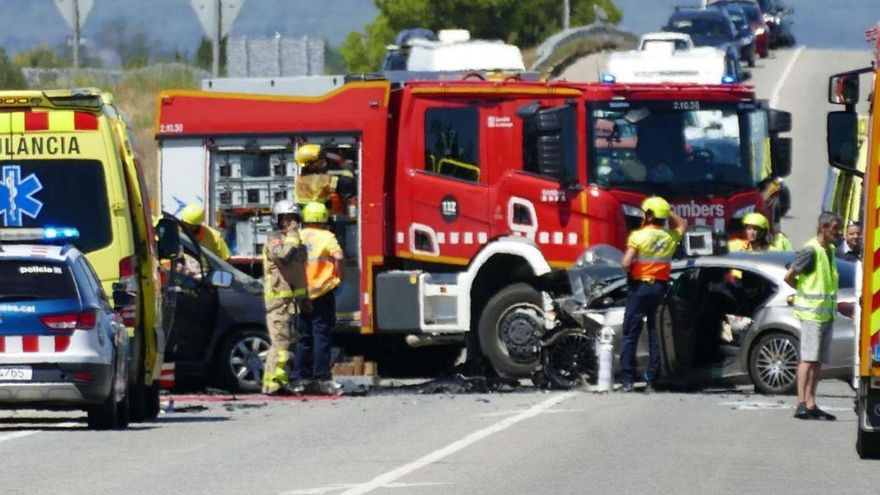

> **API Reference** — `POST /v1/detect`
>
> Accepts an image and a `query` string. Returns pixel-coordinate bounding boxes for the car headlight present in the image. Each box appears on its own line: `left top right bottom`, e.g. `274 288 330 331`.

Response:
621 203 644 219
731 205 755 219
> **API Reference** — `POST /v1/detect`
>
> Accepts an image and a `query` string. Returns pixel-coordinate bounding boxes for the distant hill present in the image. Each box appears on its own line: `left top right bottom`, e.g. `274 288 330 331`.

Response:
0 0 378 59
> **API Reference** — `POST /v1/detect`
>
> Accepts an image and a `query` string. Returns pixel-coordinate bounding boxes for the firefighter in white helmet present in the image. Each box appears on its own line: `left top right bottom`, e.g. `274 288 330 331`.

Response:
261 200 308 395
294 143 356 204
177 203 231 260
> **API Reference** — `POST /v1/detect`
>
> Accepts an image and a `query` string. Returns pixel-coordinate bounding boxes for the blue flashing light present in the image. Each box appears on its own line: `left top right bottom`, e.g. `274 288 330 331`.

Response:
721 74 736 84
43 227 79 241
873 344 880 364
600 73 616 84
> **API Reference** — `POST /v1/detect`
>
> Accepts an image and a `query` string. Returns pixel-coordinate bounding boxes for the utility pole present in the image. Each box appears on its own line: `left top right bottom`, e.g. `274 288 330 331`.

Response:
563 0 570 30
213 0 222 77
72 0 80 68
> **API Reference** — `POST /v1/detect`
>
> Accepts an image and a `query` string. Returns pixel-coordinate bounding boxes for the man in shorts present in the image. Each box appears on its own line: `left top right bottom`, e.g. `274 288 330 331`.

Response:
784 212 841 420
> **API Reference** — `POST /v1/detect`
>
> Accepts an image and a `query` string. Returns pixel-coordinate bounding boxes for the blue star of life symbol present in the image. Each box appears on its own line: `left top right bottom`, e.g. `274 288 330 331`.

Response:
0 165 43 226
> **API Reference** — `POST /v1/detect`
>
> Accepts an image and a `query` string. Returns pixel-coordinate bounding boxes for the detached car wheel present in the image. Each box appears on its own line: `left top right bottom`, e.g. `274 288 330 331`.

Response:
217 328 270 392
478 283 543 377
749 332 799 395
540 330 597 389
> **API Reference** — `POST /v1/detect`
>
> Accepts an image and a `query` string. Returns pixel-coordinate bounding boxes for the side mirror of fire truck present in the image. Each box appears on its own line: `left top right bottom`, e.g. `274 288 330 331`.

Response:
828 72 860 105
156 217 181 260
768 109 792 134
826 111 860 170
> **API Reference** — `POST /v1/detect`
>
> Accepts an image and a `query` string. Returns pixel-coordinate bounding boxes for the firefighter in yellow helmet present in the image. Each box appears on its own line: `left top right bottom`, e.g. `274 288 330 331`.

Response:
178 204 232 260
294 143 356 204
292 202 345 396
729 212 792 252
619 196 687 393
261 200 308 395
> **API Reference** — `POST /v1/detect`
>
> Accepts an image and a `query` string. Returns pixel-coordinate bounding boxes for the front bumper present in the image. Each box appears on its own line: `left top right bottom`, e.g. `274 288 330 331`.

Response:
0 363 112 407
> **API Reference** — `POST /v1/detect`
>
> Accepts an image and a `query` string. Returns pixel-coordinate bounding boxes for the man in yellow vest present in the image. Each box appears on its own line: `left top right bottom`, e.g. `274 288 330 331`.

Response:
620 196 688 393
784 211 841 420
261 200 308 395
293 202 345 396
178 203 232 260
294 143 356 204
729 212 792 252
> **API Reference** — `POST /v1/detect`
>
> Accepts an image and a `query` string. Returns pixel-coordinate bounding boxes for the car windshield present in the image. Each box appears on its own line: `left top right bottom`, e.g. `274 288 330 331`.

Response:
0 160 111 253
0 260 77 301
589 101 769 195
667 14 732 39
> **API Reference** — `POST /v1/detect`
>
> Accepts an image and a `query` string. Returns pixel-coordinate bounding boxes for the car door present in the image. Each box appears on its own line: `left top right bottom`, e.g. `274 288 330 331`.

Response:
164 232 219 366
657 267 702 377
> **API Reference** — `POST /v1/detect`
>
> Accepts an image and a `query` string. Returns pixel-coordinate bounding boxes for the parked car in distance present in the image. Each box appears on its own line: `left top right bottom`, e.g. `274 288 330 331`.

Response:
161 216 268 392
709 0 769 59
0 229 130 429
663 7 755 67
756 0 796 47
566 250 854 395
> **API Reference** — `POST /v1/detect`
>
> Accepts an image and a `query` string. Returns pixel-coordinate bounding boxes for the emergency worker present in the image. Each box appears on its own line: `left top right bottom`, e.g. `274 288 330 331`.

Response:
294 143 356 205
836 222 861 261
293 202 345 396
178 203 232 260
619 196 688 393
729 212 792 252
261 200 308 395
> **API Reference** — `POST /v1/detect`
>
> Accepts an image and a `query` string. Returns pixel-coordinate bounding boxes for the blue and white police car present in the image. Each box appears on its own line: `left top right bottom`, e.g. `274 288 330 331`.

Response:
0 228 130 429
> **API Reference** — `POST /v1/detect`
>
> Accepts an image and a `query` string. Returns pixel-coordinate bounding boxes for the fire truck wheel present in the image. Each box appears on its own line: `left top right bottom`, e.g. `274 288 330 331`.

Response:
478 283 543 377
857 423 880 459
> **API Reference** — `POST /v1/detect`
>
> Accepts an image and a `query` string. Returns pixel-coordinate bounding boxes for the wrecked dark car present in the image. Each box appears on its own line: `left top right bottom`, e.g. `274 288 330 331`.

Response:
536 246 855 395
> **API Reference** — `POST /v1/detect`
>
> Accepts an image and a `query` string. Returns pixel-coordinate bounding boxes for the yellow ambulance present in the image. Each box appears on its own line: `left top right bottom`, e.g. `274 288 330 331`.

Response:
0 88 170 420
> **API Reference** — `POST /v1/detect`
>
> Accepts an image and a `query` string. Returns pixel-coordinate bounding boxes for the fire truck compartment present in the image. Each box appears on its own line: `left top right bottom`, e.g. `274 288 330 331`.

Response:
376 271 461 332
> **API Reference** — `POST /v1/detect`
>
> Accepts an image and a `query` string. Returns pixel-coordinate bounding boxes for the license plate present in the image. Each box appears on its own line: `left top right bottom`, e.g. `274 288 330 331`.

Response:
0 366 32 381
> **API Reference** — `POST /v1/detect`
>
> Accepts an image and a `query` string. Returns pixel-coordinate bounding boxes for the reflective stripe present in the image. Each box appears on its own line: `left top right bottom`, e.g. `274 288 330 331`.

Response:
301 227 342 299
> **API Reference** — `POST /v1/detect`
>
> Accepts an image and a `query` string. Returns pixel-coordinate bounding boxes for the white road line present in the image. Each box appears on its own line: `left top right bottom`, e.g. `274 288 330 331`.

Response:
770 46 805 108
338 392 577 495
0 431 38 443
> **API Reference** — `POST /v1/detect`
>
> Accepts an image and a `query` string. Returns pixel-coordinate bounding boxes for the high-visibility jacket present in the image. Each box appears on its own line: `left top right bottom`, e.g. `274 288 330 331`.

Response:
626 225 681 282
194 225 231 260
262 231 308 302
296 174 338 203
300 227 343 299
793 238 838 323
728 232 792 252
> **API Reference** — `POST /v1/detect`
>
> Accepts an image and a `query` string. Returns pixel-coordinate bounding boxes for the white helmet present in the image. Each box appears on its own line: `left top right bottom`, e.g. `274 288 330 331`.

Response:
272 200 301 227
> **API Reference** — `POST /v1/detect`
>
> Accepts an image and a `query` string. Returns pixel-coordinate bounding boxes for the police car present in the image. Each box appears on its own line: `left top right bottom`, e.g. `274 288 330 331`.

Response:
0 228 130 429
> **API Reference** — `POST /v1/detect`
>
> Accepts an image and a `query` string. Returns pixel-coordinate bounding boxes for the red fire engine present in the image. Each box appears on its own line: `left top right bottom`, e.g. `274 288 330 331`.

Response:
156 75 792 377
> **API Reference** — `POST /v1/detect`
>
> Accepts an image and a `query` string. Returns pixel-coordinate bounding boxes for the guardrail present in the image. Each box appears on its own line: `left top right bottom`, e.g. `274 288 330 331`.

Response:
530 23 638 77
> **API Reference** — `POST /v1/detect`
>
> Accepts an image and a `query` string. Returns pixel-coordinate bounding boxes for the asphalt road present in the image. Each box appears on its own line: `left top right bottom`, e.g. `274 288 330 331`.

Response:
3 49 878 494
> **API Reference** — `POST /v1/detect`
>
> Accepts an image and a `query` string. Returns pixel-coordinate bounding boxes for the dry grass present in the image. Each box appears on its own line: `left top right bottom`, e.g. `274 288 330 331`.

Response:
39 64 202 198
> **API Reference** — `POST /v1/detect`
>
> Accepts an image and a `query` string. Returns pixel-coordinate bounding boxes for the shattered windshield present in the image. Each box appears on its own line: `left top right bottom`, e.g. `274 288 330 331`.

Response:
588 101 764 195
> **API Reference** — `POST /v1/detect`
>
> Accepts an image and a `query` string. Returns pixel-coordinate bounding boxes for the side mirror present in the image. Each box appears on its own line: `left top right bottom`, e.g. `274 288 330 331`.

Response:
768 109 792 133
156 217 181 260
112 281 134 310
770 136 792 177
828 72 860 105
209 270 233 288
537 135 565 179
826 111 859 169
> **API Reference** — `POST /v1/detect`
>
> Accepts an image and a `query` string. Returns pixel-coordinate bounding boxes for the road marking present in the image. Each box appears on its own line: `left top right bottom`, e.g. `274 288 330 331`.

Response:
719 401 850 411
282 482 450 494
0 431 37 443
770 46 805 108
338 392 577 495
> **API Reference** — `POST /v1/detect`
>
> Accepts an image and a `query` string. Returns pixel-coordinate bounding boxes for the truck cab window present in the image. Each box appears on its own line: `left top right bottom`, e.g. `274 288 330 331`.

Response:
424 107 480 182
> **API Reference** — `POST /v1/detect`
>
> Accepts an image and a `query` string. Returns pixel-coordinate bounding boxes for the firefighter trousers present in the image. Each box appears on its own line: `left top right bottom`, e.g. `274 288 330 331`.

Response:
262 298 298 392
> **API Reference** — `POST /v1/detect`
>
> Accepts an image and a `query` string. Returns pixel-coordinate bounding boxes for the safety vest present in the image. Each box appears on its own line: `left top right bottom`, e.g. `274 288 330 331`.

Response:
627 225 680 282
262 232 308 301
300 227 342 299
296 174 339 203
793 238 839 323
728 232 792 253
195 225 231 260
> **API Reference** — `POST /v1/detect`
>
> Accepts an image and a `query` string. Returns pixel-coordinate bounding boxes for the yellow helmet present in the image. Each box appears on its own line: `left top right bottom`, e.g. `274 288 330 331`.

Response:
302 202 329 223
742 212 770 231
641 196 671 220
295 143 322 167
179 203 205 225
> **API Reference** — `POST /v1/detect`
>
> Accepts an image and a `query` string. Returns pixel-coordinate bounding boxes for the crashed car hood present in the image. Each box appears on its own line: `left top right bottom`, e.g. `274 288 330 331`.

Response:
567 245 627 304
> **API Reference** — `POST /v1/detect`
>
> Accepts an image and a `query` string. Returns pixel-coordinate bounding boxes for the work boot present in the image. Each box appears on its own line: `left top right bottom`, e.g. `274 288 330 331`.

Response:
793 402 810 420
317 380 343 396
287 380 307 395
809 405 837 421
262 383 281 395
643 381 657 394
620 382 635 393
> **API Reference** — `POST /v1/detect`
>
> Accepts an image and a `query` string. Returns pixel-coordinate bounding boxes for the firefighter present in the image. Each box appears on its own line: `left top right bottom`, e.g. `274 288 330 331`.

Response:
619 196 688 393
293 202 345 396
729 212 792 252
261 200 308 395
178 203 232 260
294 143 356 205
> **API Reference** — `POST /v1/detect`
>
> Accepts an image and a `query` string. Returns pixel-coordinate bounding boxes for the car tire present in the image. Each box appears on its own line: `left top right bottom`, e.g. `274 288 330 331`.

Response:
144 383 160 419
749 331 799 395
88 362 120 430
129 382 146 422
116 388 130 429
540 329 597 389
477 283 543 377
747 54 756 68
216 328 270 393
857 411 880 459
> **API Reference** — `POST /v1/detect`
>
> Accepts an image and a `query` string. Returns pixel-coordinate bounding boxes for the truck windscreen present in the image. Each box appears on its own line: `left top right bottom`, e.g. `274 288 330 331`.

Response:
0 160 111 252
588 101 766 196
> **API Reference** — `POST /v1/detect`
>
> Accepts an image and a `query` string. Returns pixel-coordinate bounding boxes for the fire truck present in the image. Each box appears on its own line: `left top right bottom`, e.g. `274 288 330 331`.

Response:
156 75 792 377
825 40 880 458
